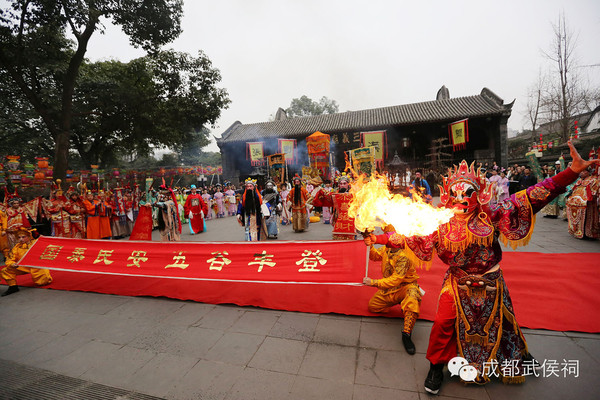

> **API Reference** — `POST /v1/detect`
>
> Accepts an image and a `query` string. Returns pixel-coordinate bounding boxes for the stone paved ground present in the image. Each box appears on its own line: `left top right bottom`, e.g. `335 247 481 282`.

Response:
1 208 599 400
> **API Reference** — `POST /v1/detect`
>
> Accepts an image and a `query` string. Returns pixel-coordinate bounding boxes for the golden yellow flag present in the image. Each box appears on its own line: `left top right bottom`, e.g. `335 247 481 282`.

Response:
448 119 469 151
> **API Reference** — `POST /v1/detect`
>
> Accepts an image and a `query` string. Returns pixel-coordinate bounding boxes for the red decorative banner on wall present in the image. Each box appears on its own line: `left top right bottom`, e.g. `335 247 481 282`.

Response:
19 236 368 285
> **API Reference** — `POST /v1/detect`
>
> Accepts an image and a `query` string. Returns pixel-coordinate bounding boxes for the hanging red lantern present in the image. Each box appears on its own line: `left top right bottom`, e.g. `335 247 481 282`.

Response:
36 157 49 169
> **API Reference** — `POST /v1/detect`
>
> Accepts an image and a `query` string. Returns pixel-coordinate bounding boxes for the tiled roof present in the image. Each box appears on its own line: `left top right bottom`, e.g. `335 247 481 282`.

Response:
218 88 512 144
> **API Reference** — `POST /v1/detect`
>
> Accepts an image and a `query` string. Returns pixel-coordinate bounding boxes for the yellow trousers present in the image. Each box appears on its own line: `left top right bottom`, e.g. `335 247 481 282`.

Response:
368 282 421 315
1 265 53 287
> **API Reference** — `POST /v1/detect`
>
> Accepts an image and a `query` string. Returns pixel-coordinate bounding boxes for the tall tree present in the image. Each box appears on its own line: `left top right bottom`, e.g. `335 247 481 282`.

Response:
0 0 184 180
525 70 546 140
177 127 212 166
541 12 597 142
68 51 229 167
286 95 339 118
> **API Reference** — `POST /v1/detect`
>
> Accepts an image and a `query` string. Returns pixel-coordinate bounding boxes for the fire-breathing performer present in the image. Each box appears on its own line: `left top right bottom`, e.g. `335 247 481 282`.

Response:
363 141 599 394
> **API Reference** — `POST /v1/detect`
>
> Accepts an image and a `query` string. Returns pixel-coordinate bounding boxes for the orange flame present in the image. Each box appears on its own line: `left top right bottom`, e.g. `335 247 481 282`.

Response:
349 172 453 236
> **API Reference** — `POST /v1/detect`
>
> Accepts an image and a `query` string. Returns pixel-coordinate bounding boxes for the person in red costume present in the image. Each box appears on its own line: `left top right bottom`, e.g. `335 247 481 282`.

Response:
64 188 87 238
184 185 208 234
312 173 356 240
1 192 31 257
46 181 71 238
364 141 600 394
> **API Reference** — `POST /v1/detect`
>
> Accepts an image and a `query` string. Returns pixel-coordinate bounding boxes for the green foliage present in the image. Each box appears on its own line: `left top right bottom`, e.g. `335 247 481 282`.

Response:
196 151 222 166
0 0 188 179
66 51 229 167
157 153 179 167
286 95 339 118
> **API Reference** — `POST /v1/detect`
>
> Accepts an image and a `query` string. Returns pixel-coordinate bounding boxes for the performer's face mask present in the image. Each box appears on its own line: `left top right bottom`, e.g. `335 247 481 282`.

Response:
17 232 31 244
449 182 478 215
338 181 349 191
245 183 254 191
266 183 273 190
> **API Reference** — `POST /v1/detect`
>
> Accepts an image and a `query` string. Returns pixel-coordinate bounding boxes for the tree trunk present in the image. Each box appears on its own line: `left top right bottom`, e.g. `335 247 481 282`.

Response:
52 11 99 181
53 130 70 181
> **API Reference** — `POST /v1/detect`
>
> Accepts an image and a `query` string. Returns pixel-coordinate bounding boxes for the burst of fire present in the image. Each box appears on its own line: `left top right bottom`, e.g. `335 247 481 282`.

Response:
348 172 454 237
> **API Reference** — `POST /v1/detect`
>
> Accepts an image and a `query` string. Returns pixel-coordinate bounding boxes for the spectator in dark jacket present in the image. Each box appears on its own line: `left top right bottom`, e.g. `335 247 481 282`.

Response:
518 167 537 191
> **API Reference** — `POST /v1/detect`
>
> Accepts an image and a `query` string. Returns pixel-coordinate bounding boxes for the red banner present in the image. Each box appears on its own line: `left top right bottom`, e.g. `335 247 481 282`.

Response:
19 236 368 285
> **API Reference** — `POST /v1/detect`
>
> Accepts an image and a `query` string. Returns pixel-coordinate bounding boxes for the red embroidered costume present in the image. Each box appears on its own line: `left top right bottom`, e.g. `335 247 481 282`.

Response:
312 174 356 240
366 142 598 394
184 185 208 234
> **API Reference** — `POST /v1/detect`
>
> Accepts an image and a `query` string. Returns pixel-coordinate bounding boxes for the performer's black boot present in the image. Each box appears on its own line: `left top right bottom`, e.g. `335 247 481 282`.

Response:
402 310 418 355
1 285 19 296
402 332 416 355
424 363 444 395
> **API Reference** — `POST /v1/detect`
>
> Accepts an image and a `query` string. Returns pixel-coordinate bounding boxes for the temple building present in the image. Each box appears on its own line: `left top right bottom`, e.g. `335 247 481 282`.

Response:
217 86 513 185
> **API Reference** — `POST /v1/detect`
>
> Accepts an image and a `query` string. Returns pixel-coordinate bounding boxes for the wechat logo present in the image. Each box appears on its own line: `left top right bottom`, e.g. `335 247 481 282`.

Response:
448 357 478 382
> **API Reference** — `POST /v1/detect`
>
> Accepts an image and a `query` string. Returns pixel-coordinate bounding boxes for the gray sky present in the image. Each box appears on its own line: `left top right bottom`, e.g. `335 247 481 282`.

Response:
84 0 600 152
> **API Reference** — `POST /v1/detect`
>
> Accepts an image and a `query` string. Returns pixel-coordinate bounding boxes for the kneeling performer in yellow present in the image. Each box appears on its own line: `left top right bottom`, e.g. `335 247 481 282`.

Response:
363 225 421 355
1 227 53 296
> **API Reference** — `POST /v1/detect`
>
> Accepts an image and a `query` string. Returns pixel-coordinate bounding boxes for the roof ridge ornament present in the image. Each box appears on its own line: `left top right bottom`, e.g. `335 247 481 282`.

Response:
436 85 450 101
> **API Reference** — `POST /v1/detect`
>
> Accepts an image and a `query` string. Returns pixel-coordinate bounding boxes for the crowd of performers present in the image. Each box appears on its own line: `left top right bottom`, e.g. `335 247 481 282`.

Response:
0 181 240 295
1 142 598 395
234 172 360 242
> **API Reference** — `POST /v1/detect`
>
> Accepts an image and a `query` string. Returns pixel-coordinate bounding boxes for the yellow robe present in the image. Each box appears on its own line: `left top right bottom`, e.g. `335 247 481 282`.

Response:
1 239 53 287
367 246 421 315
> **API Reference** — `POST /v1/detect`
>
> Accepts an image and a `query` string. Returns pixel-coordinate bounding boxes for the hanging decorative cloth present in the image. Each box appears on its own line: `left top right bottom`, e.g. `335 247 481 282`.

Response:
350 147 376 177
278 139 297 165
360 131 387 169
448 119 469 151
267 153 286 184
246 142 265 166
306 131 330 178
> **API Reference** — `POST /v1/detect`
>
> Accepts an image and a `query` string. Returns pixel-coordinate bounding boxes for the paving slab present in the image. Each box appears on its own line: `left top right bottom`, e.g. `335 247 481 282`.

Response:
0 212 598 399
